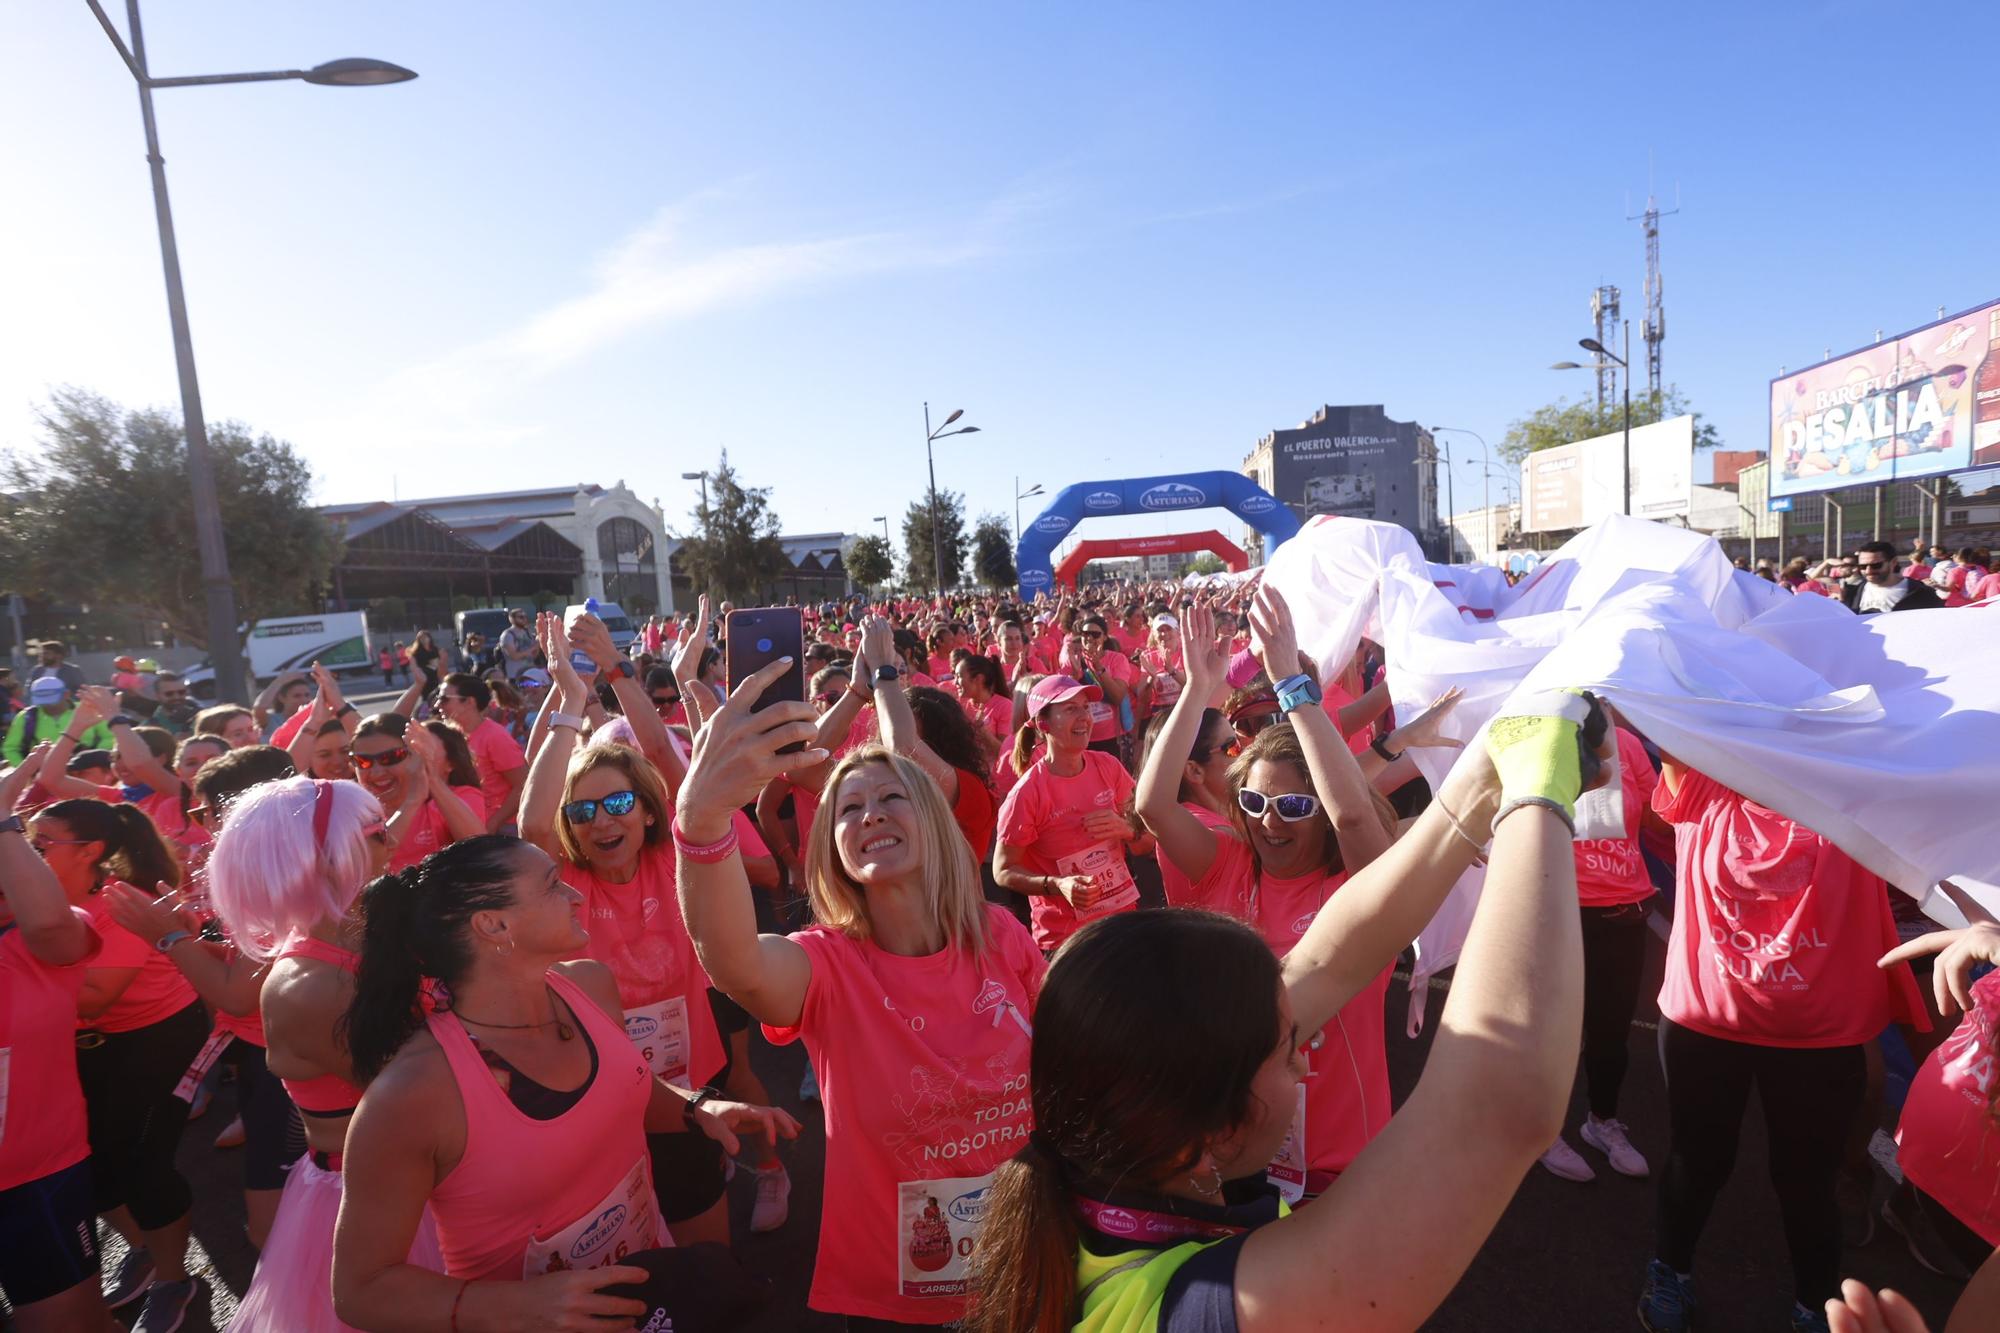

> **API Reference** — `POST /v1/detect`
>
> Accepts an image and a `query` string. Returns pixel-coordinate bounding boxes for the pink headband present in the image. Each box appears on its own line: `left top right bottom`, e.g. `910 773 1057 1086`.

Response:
312 779 335 851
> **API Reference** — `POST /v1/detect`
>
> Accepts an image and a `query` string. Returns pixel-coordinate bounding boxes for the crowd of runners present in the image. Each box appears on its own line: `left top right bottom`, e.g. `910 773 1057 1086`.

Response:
0 529 1995 1332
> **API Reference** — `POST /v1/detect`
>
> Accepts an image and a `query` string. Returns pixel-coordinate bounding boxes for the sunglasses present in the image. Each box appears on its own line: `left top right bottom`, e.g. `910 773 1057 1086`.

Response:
1856 561 1888 571
1237 788 1321 821
562 789 639 824
159 690 188 700
361 822 389 845
349 747 410 771
31 835 91 854
812 690 843 706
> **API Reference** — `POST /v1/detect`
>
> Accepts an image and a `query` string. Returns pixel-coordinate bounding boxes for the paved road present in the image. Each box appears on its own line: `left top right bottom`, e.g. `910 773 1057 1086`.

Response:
97 915 1969 1333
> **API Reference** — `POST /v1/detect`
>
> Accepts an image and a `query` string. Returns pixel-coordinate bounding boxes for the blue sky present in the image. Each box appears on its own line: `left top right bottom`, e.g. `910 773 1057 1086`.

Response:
5 2 1997 565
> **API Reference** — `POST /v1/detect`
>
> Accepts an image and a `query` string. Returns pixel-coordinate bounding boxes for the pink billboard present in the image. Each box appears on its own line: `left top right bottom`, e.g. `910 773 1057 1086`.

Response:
1768 297 2000 498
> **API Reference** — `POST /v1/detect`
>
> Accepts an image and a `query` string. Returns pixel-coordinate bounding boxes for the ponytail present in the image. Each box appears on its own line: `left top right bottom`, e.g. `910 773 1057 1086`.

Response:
43 798 182 892
1010 721 1039 777
340 834 523 1082
966 1148 1080 1333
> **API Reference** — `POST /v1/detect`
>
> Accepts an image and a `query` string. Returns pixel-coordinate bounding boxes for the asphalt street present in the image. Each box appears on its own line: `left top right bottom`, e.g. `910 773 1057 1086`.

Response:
82 908 1971 1333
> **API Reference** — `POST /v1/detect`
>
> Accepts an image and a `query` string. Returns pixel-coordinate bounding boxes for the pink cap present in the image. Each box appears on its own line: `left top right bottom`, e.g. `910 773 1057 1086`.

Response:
1226 648 1261 689
1026 674 1101 718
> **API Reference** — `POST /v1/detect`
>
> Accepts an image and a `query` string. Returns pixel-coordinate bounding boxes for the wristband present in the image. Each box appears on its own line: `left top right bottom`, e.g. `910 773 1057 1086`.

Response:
449 1279 471 1333
606 659 636 682
682 1085 720 1129
1433 796 1489 865
1370 733 1403 763
336 704 358 718
1491 795 1577 836
1274 673 1321 715
108 716 134 730
847 682 873 704
60 731 84 744
671 815 739 863
546 710 586 732
155 929 196 954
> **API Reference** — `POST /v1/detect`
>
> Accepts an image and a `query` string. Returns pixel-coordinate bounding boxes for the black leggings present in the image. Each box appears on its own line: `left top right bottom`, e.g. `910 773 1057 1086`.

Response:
220 1038 304 1193
76 1000 209 1230
1655 1018 1865 1307
1580 903 1650 1119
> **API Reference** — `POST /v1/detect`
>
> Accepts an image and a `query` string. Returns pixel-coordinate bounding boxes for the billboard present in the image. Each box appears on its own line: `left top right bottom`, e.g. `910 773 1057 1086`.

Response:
1520 415 1695 533
1263 405 1431 535
1769 298 2000 498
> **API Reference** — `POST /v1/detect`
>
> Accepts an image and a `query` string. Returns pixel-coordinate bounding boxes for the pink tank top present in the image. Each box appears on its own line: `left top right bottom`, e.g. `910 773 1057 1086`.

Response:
273 937 365 1114
426 970 663 1281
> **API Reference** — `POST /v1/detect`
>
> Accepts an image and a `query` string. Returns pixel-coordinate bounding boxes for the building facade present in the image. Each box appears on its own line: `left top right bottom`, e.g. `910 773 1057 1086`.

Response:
1241 404 1440 554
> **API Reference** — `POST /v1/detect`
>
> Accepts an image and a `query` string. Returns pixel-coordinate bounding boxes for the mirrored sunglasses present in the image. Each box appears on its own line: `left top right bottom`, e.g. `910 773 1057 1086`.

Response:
562 789 639 824
349 747 410 771
1236 788 1321 822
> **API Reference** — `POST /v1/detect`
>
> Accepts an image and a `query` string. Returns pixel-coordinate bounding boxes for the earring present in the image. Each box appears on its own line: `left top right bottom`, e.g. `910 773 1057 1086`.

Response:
497 937 515 958
1188 1158 1223 1200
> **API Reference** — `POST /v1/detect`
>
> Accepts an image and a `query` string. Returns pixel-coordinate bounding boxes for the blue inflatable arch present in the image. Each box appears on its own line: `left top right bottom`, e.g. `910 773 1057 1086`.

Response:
1016 471 1300 600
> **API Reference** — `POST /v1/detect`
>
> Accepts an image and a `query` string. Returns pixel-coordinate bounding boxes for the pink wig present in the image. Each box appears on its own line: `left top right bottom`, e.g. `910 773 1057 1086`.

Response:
206 776 384 962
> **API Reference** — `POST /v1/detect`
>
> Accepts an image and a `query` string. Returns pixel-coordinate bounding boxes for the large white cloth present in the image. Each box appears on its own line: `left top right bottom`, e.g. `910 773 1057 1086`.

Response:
1264 514 2000 1015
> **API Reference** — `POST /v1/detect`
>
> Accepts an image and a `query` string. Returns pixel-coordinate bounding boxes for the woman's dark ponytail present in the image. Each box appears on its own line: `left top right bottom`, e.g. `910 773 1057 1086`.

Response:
965 1145 1080 1333
341 834 522 1082
43 798 182 892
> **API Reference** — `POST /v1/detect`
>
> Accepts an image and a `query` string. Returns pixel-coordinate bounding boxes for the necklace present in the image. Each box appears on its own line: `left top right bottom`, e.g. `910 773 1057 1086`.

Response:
455 1008 575 1041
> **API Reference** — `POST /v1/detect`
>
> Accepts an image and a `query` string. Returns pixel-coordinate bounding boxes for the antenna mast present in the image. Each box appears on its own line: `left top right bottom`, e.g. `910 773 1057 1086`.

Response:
1629 162 1679 413
1591 285 1621 416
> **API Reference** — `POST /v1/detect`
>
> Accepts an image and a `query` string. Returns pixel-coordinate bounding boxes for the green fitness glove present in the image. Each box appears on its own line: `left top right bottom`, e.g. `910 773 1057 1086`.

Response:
1484 689 1606 819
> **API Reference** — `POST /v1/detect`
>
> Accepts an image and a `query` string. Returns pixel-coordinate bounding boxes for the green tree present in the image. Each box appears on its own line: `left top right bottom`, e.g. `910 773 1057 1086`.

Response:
972 514 1016 588
0 388 337 647
672 450 788 604
1498 384 1721 465
902 489 968 592
1187 552 1226 576
846 533 894 589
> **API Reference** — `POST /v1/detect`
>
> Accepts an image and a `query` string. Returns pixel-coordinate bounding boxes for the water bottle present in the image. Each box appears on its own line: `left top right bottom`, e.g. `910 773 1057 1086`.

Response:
565 598 601 675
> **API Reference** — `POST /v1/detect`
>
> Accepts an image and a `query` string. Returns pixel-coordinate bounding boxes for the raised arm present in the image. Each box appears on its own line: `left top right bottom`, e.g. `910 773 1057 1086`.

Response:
1248 585 1395 877
1231 695 1598 1333
1134 602 1228 883
863 617 957 800
0 760 94 965
102 881 262 1015
570 612 679 786
671 596 718 733
675 659 823 1029
407 725 484 844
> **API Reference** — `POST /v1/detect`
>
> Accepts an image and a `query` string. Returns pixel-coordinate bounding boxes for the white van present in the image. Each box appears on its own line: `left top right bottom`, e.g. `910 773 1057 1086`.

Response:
183 612 373 698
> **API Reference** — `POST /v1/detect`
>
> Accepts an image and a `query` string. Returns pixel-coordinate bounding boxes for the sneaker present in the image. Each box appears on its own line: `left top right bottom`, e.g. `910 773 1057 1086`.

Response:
1879 1183 1973 1279
214 1115 246 1150
1637 1259 1698 1333
798 1062 820 1103
1789 1302 1831 1333
132 1276 198 1333
1582 1115 1651 1178
1538 1135 1596 1182
103 1245 155 1310
750 1163 792 1233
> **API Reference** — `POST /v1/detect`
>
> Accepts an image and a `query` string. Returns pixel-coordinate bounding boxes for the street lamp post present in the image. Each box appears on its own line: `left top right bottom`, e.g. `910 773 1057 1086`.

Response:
871 515 890 543
680 470 709 511
923 403 980 594
86 0 415 704
1432 426 1492 562
1014 479 1044 544
1553 321 1633 516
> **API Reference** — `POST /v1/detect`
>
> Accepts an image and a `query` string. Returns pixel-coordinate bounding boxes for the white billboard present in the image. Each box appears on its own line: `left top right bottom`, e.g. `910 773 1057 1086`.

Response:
1521 415 1694 533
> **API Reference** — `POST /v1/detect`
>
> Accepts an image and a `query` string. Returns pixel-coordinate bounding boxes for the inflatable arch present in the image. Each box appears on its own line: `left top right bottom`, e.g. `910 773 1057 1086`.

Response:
1016 471 1299 600
1052 530 1248 588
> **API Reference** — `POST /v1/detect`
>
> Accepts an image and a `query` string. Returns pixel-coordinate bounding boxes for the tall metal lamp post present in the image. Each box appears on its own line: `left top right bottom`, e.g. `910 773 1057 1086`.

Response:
1432 426 1492 560
86 0 416 703
1552 319 1633 515
681 470 709 511
1014 480 1044 543
923 404 979 593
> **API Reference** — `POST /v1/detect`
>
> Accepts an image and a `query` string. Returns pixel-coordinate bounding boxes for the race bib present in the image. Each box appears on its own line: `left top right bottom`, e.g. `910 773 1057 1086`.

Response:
522 1156 662 1279
623 996 690 1083
1265 1083 1307 1203
897 1173 996 1299
1055 844 1139 921
1087 700 1116 727
173 1026 236 1104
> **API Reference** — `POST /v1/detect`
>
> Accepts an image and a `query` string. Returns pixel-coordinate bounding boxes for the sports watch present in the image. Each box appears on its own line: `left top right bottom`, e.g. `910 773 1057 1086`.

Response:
605 659 636 682
874 664 902 686
1274 673 1322 715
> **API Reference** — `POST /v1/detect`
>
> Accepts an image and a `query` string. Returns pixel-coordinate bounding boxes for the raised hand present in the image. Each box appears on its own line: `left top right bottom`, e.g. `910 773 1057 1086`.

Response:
673 595 712 681
1181 603 1227 697
567 612 620 672
1386 687 1467 754
1879 920 2000 1018
540 613 584 702
676 657 827 841
102 880 198 946
74 684 120 726
1247 581 1302 684
859 615 897 671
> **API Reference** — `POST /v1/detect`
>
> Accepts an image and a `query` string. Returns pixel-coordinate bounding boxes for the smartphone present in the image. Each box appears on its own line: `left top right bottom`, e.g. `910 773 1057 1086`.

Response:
725 606 806 751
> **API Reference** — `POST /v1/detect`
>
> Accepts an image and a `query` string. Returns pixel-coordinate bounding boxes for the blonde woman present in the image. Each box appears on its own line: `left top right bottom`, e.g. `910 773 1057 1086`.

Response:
678 658 1044 1329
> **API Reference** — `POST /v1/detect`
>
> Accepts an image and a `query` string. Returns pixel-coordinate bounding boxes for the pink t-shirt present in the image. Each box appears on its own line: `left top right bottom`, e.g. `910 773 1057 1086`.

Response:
1178 832 1390 1184
1897 969 2000 1244
1652 768 1923 1048
389 786 488 872
269 704 314 752
1156 802 1236 908
82 897 198 1034
562 845 726 1089
0 909 101 1189
137 789 209 852
994 751 1141 951
1320 678 1377 757
963 693 1013 743
1574 728 1660 908
1081 653 1134 742
763 905 1043 1323
464 717 527 825
1970 570 2000 604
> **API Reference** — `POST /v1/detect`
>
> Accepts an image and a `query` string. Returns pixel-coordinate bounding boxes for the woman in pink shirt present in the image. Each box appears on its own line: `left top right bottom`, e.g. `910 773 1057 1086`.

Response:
0 767 112 1332
348 714 487 873
1638 759 1929 1332
679 660 1044 1328
1136 596 1398 1196
333 835 793 1331
993 619 1046 685
993 675 1151 953
952 651 1015 744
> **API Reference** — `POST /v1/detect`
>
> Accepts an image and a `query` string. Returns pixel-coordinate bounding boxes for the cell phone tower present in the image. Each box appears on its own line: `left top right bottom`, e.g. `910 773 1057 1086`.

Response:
1629 168 1679 414
1591 285 1621 416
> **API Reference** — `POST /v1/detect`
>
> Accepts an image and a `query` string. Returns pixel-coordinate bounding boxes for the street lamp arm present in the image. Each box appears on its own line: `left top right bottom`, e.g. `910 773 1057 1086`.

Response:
146 69 313 89
84 0 142 80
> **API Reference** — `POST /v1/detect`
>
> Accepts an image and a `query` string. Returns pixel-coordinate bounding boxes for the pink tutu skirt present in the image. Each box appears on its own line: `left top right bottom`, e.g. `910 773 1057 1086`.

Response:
230 1155 443 1332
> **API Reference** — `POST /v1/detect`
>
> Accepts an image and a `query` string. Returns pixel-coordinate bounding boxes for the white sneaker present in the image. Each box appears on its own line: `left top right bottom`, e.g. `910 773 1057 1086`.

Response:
750 1163 791 1233
1538 1135 1596 1182
1581 1115 1650 1178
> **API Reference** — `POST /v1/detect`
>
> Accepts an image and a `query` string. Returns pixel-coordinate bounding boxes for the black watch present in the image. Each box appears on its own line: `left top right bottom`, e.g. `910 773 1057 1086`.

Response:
874 664 902 685
606 659 636 682
1371 734 1404 763
108 715 134 730
0 815 24 837
683 1085 720 1128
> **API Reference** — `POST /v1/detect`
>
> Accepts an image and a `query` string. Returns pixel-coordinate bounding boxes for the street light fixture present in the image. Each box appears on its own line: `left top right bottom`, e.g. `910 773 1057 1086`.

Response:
1551 321 1632 516
680 470 709 510
1014 480 1044 543
923 403 980 594
871 515 890 542
1433 426 1499 562
84 0 416 704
